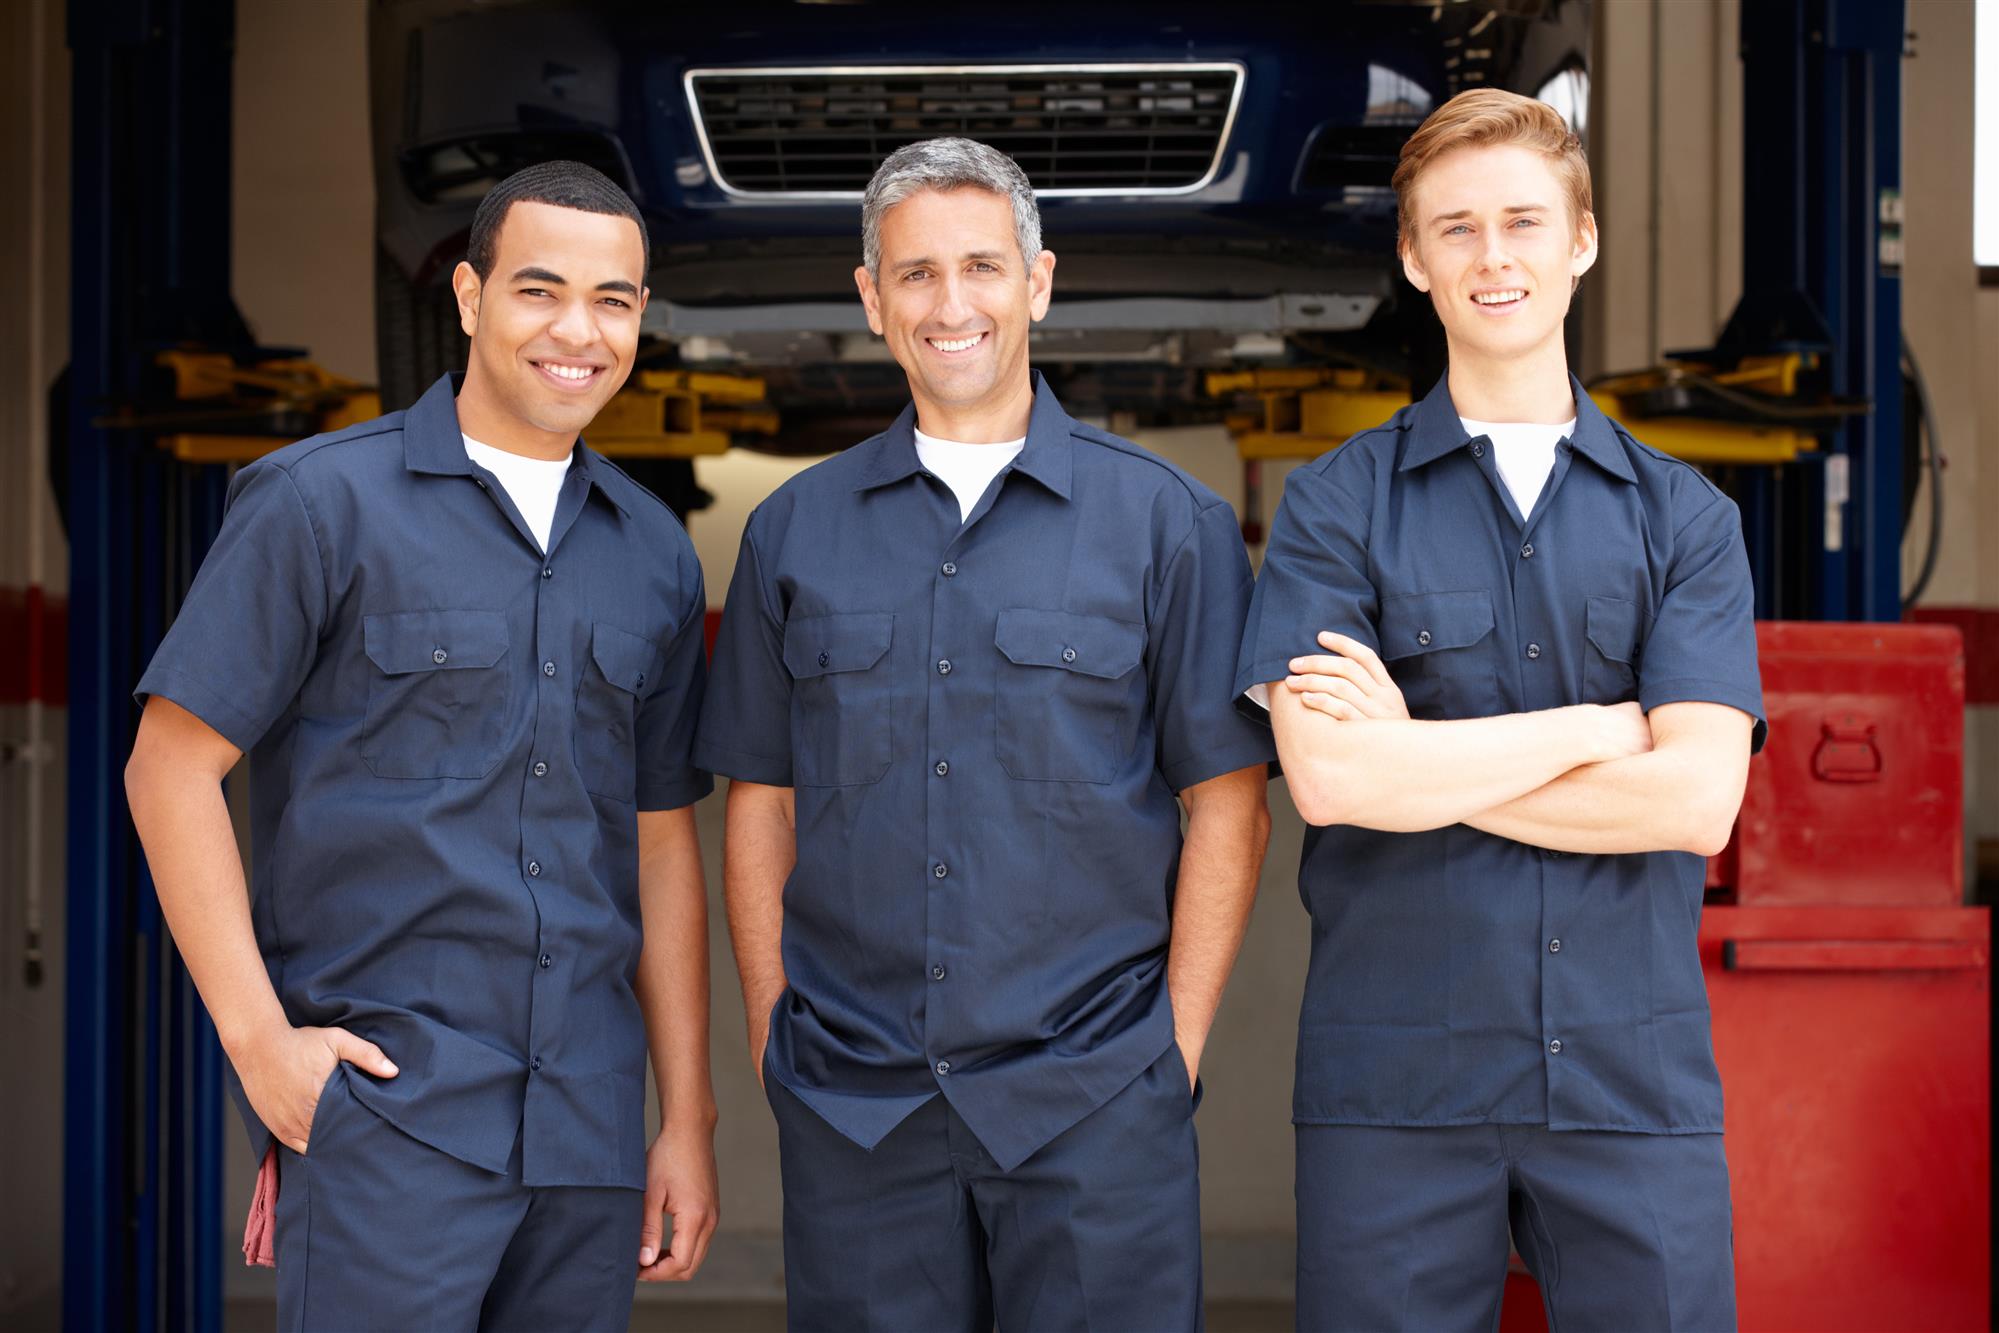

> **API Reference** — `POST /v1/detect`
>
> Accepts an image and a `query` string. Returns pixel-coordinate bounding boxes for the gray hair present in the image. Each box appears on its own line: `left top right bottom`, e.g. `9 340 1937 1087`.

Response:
860 137 1043 279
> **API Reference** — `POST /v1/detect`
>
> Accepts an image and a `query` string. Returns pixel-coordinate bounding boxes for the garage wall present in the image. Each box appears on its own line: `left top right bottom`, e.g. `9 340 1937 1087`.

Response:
0 0 70 1324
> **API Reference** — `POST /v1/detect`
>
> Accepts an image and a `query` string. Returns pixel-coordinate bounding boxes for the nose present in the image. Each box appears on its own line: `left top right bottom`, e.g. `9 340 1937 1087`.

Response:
1476 228 1514 275
547 296 596 348
932 271 976 328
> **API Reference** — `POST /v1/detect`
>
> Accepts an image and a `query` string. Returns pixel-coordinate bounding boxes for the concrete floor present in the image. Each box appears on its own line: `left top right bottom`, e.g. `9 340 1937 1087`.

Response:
225 1299 1295 1331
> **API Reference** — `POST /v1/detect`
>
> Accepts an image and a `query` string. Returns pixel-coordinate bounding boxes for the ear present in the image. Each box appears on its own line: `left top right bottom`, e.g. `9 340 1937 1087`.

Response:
854 265 884 337
451 261 482 338
1026 250 1056 322
1398 237 1431 294
1570 211 1600 282
637 285 650 317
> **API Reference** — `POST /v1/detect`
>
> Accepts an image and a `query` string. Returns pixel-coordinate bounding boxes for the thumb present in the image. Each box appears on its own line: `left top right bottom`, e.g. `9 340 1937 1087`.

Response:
638 1178 667 1267
329 1029 399 1079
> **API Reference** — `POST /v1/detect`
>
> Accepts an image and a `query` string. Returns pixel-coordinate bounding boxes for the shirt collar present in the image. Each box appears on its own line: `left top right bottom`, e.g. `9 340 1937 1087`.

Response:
1397 371 1636 484
854 370 1074 500
402 373 629 515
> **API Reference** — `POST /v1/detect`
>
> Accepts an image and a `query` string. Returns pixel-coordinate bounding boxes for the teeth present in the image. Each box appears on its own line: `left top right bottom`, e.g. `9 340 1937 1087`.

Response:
929 333 984 352
541 363 596 380
1473 290 1526 305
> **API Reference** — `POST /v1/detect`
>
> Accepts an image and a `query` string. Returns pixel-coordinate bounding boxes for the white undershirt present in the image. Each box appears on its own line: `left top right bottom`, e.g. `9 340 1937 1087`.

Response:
464 435 572 552
915 428 1026 522
1460 415 1575 520
1240 412 1579 713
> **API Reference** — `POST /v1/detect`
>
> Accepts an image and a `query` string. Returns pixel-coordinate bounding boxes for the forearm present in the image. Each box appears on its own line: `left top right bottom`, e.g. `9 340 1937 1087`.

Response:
1272 695 1617 831
1165 769 1271 1068
722 782 794 1060
635 808 717 1125
1465 707 1751 856
126 749 286 1059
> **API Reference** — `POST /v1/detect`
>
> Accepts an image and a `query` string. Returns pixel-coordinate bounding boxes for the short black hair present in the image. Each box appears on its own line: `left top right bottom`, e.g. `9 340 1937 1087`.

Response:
466 160 649 282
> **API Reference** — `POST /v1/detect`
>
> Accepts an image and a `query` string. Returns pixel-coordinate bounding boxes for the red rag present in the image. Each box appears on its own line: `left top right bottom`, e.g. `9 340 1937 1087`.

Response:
242 1144 279 1268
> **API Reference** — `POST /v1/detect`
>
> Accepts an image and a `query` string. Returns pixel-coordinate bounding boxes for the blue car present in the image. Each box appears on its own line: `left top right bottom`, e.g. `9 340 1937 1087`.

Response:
370 0 1590 460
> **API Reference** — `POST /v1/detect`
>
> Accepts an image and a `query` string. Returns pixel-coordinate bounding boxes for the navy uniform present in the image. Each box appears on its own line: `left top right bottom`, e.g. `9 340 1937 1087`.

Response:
696 373 1274 1331
1235 375 1765 1332
136 374 711 1329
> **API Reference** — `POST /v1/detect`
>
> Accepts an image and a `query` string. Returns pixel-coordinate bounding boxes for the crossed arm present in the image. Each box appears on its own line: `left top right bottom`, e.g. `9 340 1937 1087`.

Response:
1265 632 1753 856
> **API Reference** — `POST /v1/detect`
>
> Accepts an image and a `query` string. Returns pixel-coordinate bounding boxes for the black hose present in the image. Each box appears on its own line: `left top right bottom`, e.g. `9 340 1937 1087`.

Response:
1901 331 1945 611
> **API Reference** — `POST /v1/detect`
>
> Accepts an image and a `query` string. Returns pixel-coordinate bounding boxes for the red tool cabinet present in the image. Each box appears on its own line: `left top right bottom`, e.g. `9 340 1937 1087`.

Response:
1502 623 1991 1331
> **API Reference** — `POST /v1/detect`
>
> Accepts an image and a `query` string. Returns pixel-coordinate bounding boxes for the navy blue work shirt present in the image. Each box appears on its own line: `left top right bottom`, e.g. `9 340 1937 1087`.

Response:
1234 373 1765 1135
136 374 711 1188
694 373 1274 1171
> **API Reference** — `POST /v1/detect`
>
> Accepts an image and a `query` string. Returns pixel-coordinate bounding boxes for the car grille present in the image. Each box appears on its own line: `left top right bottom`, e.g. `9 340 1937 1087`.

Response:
685 64 1244 197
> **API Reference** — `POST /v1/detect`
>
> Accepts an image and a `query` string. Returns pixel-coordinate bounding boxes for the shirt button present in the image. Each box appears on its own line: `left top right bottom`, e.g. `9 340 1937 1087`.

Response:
937 658 953 676
1417 630 1432 647
1520 544 1535 559
636 672 646 690
530 1056 543 1072
934 760 950 777
934 862 949 879
935 1060 952 1076
1549 938 1562 953
542 566 553 579
432 648 448 665
532 761 548 777
818 651 830 668
1526 643 1542 660
931 965 946 981
527 860 542 877
941 561 957 577
1061 647 1077 663
1548 1039 1564 1055
1471 441 1485 458
543 661 557 677
539 953 552 969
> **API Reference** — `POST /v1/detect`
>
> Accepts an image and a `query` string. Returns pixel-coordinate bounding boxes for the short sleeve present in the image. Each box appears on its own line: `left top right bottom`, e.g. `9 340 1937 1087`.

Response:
692 517 794 785
1147 502 1278 791
134 461 327 751
634 560 716 811
1637 494 1767 753
1232 462 1379 707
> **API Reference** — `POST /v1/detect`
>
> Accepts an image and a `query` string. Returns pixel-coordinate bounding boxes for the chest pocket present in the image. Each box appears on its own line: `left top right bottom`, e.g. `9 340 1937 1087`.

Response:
1377 590 1503 721
575 622 663 803
993 609 1147 783
782 612 894 786
360 609 512 779
1583 595 1642 704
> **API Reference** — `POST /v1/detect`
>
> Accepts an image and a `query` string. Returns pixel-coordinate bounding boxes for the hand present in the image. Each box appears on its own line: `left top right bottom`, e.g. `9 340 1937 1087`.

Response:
1285 632 1409 721
638 1116 720 1281
1176 1036 1201 1093
235 1024 398 1154
1592 701 1654 762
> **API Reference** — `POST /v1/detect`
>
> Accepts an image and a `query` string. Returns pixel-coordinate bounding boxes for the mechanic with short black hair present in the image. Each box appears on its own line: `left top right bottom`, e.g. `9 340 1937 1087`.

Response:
126 160 719 1329
697 135 1275 1331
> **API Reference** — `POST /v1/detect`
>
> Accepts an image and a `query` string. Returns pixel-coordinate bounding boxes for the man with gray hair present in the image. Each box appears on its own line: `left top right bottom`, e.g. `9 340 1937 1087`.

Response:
697 136 1275 1329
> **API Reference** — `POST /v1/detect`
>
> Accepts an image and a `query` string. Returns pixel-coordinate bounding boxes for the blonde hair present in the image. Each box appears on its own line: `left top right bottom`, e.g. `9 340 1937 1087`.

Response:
1392 88 1592 250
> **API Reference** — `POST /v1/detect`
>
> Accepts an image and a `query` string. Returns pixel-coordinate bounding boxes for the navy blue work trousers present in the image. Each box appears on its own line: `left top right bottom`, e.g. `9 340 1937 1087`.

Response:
1295 1123 1735 1333
272 1065 642 1331
768 1044 1204 1332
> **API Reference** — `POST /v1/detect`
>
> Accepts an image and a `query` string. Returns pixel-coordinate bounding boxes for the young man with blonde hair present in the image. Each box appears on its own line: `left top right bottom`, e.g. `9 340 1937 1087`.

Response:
1236 90 1763 1330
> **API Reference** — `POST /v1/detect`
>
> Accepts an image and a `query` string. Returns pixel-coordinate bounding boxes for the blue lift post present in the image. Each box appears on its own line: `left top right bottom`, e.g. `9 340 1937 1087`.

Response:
1716 0 1905 622
64 0 245 1329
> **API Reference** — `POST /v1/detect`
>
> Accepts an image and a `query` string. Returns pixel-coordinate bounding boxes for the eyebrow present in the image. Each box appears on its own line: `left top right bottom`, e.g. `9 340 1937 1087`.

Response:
1431 204 1551 223
509 265 640 296
889 249 1011 273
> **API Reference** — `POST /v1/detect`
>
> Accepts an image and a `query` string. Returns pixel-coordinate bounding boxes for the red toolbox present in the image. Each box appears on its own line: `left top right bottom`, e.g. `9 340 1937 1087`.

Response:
1502 623 1990 1332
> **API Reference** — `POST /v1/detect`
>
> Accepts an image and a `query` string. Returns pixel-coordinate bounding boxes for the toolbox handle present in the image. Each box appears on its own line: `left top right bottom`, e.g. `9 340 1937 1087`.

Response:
1722 939 1987 971
1812 714 1881 783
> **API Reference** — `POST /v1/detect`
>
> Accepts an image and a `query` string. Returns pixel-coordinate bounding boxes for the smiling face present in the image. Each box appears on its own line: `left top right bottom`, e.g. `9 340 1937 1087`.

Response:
450 199 647 454
1399 143 1598 368
853 186 1055 438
